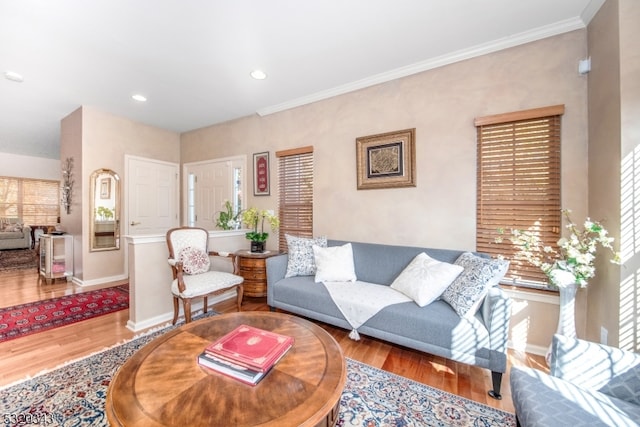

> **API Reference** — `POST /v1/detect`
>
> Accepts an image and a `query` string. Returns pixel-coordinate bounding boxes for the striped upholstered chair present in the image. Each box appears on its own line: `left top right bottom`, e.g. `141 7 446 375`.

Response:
166 227 244 324
511 334 640 426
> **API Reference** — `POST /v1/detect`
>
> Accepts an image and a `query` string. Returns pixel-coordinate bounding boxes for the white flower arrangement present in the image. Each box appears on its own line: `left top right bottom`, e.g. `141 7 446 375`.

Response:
498 209 620 288
215 200 242 230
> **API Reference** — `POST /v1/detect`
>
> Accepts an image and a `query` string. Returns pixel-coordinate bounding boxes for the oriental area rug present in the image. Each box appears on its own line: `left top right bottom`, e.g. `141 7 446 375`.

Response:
0 285 129 343
0 248 38 272
0 317 515 427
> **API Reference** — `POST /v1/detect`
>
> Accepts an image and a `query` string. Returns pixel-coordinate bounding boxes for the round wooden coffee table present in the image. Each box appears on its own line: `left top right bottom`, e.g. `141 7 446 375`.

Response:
105 311 346 427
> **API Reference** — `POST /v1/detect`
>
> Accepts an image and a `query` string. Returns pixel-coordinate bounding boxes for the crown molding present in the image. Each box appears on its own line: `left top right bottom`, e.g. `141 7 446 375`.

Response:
257 17 586 117
580 0 606 26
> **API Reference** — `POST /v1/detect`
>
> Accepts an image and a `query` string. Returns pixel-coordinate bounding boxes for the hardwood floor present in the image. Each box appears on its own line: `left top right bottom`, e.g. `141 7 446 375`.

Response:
0 268 547 414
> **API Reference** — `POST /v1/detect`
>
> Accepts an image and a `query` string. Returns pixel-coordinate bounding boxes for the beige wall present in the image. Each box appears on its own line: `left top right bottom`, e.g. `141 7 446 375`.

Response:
618 0 640 353
60 106 181 284
60 108 84 278
0 153 60 180
182 30 590 351
587 0 640 351
586 0 621 346
183 30 589 248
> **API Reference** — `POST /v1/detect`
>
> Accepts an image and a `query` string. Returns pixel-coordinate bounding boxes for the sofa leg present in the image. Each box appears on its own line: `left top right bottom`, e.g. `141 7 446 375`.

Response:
488 371 503 400
269 306 276 312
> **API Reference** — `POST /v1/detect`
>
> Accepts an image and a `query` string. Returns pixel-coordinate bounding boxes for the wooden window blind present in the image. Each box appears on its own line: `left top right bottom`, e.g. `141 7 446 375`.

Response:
0 176 60 226
475 105 564 287
276 146 314 252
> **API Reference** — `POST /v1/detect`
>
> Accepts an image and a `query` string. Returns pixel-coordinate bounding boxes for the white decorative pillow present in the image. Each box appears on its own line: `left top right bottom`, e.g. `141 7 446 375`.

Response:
285 234 327 278
441 252 509 318
390 253 464 307
3 223 22 232
178 246 211 275
313 243 357 283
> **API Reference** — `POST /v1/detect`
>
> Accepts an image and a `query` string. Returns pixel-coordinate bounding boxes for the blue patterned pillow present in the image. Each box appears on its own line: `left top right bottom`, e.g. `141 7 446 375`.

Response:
441 252 509 318
285 235 328 278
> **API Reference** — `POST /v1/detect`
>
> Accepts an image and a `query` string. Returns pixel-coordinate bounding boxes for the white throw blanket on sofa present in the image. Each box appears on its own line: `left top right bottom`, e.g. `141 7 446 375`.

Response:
323 280 411 340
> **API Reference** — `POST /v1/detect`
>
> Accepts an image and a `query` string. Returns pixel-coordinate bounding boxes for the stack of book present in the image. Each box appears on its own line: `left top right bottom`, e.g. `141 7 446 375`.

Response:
197 324 294 386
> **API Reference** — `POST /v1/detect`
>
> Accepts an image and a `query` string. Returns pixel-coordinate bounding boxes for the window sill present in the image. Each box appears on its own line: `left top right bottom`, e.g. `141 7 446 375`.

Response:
500 284 559 305
208 229 249 238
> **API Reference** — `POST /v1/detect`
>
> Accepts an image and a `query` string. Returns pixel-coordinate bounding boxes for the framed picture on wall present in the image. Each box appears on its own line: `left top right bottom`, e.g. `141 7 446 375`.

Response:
356 128 416 190
100 178 111 199
253 152 270 196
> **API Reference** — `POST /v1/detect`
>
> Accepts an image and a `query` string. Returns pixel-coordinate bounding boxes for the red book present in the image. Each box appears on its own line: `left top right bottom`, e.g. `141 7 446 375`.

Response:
205 324 294 373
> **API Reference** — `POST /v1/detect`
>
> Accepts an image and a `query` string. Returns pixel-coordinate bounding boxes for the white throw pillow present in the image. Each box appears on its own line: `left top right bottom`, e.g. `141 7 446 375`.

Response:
390 253 464 307
178 246 211 275
312 243 357 283
441 252 509 318
3 223 23 232
285 234 328 277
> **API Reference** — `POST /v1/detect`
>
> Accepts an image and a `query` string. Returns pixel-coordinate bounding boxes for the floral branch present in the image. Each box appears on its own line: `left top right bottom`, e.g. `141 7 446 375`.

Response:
497 209 620 288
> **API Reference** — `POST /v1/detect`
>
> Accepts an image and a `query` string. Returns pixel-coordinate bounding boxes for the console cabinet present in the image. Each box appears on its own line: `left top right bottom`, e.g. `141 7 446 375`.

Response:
235 250 279 297
39 233 73 284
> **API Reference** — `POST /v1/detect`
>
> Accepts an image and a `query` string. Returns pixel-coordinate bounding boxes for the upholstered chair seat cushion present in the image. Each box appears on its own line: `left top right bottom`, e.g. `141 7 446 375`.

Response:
511 365 640 426
172 270 244 298
511 334 640 426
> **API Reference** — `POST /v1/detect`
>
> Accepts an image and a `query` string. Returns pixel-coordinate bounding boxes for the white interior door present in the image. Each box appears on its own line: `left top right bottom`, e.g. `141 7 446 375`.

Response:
126 156 179 235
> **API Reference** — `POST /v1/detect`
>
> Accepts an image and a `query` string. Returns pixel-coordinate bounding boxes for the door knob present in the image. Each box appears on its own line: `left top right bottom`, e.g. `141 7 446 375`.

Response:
130 221 141 226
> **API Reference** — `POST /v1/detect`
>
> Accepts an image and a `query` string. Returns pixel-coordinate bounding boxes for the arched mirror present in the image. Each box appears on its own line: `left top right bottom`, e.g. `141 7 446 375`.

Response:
89 169 120 251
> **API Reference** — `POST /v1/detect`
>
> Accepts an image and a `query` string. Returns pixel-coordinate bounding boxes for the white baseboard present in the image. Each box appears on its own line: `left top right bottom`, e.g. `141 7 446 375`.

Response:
72 274 128 287
508 340 548 356
126 313 174 332
126 292 235 332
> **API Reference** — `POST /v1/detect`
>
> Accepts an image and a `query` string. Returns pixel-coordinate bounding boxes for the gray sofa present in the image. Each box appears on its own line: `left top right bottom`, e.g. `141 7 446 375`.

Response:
0 218 31 250
266 239 512 398
511 334 640 427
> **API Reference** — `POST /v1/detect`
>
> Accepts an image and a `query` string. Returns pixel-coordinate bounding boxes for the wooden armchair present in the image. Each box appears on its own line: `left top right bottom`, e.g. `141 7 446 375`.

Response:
166 227 244 324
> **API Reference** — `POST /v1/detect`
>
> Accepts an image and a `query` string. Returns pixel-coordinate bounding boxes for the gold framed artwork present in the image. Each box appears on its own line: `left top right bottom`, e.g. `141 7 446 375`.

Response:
356 128 416 190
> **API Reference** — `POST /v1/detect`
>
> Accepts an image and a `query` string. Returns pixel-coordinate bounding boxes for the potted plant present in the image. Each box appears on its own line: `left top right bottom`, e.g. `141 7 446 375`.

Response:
241 207 279 253
95 206 114 221
215 200 243 230
498 208 620 364
499 209 620 289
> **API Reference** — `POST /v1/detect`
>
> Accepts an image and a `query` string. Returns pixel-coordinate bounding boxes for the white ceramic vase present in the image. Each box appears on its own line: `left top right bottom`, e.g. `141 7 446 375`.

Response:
545 281 578 366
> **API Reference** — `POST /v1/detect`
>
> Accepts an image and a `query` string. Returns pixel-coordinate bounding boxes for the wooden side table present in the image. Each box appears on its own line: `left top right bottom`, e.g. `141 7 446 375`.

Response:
235 250 279 297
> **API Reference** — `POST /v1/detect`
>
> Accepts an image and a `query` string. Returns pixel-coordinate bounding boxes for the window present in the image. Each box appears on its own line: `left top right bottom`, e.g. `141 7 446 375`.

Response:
276 146 314 252
475 105 564 288
0 176 60 226
184 156 245 230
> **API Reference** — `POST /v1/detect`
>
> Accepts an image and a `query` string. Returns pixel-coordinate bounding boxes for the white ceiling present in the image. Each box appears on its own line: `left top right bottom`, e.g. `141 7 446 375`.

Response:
0 0 603 160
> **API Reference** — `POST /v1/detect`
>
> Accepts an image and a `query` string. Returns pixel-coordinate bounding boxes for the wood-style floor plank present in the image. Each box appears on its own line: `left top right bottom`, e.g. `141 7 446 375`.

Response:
0 268 548 414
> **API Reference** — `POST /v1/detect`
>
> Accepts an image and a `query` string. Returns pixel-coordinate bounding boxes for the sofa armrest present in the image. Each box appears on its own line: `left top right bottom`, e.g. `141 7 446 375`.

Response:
266 254 289 306
551 334 640 405
480 286 512 354
23 224 32 241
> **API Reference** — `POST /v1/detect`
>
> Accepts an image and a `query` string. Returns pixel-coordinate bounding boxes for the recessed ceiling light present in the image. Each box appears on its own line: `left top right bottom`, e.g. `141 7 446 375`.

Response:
4 71 24 83
132 94 147 102
250 69 267 80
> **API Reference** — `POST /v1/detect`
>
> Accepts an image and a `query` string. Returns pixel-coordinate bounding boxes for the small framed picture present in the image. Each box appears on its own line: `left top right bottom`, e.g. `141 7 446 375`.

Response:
253 152 270 196
356 128 416 190
100 178 111 199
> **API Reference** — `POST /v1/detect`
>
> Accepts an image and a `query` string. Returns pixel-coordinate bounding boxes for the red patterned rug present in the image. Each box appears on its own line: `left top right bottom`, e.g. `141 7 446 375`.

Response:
0 285 129 342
